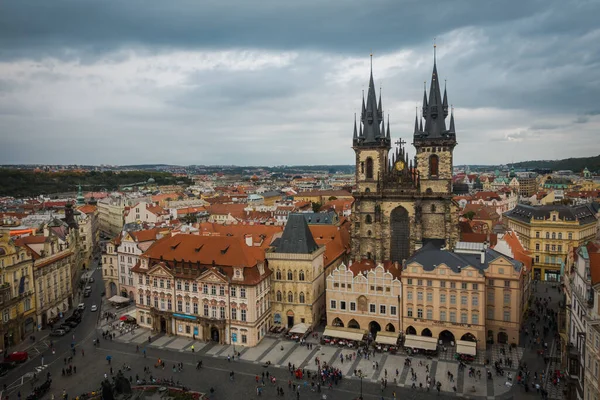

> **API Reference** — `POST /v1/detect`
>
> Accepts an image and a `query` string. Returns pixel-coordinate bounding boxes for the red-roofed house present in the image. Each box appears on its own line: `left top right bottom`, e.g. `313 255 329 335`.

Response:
125 201 170 225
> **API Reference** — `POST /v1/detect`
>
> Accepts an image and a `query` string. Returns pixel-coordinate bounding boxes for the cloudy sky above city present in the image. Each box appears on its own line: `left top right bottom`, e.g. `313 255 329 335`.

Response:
1 0 599 166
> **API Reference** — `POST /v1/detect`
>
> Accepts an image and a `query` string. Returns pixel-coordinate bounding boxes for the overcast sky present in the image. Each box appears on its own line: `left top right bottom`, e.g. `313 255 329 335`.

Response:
1 0 599 167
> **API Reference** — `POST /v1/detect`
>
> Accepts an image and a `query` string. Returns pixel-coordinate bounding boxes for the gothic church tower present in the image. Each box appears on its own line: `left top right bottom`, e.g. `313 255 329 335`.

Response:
351 52 459 264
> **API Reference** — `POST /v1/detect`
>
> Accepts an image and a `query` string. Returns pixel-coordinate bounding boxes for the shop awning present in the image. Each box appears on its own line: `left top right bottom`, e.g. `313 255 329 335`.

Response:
108 295 129 304
456 340 477 356
375 331 399 345
289 323 309 334
322 326 366 341
403 334 438 351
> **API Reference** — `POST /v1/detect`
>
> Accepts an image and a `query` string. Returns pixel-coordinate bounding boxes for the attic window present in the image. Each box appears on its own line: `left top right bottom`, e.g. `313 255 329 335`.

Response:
194 245 204 252
171 243 180 250
221 246 230 255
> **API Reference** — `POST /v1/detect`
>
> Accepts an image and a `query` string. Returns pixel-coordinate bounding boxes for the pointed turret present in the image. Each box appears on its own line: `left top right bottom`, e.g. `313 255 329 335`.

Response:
421 82 428 119
353 113 358 141
76 183 85 206
378 87 382 116
419 114 423 132
442 82 448 117
413 109 419 135
448 107 456 134
386 115 391 140
361 91 366 119
354 56 388 147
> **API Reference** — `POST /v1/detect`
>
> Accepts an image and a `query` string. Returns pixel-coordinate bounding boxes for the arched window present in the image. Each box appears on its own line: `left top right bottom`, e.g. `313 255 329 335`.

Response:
365 188 371 193
288 292 293 303
299 292 305 303
558 233 562 239
366 157 374 179
367 230 372 237
287 270 293 280
276 270 281 280
431 204 436 213
429 154 439 177
361 162 365 174
299 270 305 281
552 232 556 239
365 214 372 224
276 291 282 302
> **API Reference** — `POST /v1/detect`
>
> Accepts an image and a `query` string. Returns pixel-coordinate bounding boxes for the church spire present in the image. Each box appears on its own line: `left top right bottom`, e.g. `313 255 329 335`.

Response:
413 107 419 135
353 113 358 140
442 80 448 117
421 81 428 119
449 106 456 134
386 115 391 140
356 54 387 146
420 43 449 139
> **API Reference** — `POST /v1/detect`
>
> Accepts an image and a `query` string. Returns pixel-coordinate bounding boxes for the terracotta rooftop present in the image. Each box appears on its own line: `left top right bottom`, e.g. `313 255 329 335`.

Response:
348 259 401 279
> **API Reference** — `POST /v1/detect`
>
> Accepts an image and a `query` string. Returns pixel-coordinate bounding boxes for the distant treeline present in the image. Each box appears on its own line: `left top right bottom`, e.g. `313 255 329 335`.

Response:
511 155 600 174
0 169 191 197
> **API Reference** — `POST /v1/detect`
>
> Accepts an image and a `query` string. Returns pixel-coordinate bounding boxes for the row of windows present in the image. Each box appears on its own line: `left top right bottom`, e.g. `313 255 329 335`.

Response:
407 279 512 289
535 231 573 240
274 270 306 281
406 308 487 324
332 282 392 293
276 291 306 304
139 277 246 298
535 243 563 253
330 300 397 316
138 294 248 321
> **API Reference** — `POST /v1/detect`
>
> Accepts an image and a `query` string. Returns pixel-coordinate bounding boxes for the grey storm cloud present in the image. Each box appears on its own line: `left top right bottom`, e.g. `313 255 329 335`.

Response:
0 0 599 166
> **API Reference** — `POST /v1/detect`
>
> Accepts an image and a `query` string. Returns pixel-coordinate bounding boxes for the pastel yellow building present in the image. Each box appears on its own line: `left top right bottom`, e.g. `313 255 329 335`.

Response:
402 242 526 350
504 203 598 281
0 231 36 350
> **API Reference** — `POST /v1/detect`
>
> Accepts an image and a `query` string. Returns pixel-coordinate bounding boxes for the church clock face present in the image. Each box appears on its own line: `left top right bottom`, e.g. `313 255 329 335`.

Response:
395 160 405 171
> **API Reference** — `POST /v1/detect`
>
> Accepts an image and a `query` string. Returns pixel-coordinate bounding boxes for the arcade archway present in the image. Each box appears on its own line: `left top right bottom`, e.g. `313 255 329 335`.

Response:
348 319 360 329
439 330 455 343
422 328 433 337
406 326 417 335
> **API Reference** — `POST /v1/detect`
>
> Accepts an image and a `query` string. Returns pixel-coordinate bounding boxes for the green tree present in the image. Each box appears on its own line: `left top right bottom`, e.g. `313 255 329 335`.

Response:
328 196 337 201
463 211 476 220
311 202 322 213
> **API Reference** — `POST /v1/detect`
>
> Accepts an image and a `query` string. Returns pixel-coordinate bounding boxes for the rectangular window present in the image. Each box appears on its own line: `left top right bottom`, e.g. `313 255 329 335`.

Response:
154 297 158 308
449 311 456 323
504 280 510 288
369 304 376 313
138 276 143 284
232 308 237 320
450 282 456 289
390 306 397 316
503 311 510 321
241 309 247 322
160 279 164 288
472 295 479 306
240 288 246 298
193 303 198 314
230 287 236 297
504 293 511 305
192 283 197 292
380 305 386 314
211 306 217 318
407 278 413 285
461 283 467 290
220 286 225 296
558 245 562 252
472 314 479 325
350 302 356 311
241 334 247 344
472 283 478 290
427 280 433 287
417 308 423 318
487 306 494 319
461 313 468 324
440 310 446 321
211 285 216 295
145 276 149 285
407 307 413 317
417 279 423 286
461 295 467 306
450 294 456 305
340 301 346 310
426 309 433 319
440 293 446 303
185 302 190 313
488 279 494 286
407 292 413 301
440 281 446 288
417 292 423 301
167 299 172 310
426 292 433 302
220 307 226 319
330 300 336 309
177 300 182 312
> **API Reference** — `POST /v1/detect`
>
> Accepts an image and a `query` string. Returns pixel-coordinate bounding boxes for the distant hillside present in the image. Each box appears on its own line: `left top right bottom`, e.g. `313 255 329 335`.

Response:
512 155 600 173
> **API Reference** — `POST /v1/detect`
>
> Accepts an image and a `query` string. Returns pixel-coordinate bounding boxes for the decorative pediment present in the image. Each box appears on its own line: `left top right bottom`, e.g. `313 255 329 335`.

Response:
197 267 228 284
147 263 173 278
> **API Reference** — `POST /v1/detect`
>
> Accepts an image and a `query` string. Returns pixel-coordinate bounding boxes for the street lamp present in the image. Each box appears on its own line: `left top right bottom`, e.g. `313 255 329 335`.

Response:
357 370 365 400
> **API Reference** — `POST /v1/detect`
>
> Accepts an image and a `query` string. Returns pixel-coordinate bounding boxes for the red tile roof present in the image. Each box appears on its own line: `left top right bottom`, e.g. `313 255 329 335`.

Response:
349 259 401 279
499 231 533 269
77 205 97 214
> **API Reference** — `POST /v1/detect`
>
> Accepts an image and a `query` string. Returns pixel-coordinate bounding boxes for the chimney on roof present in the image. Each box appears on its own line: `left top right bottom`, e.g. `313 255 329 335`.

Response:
480 248 485 264
394 261 399 270
245 234 253 247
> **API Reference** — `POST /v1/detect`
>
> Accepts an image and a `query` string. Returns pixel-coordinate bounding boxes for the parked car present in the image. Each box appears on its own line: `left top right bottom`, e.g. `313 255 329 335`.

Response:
4 351 28 363
84 291 91 298
85 286 92 291
50 329 66 337
90 305 98 312
89 277 95 283
65 320 79 328
59 324 71 333
77 303 86 311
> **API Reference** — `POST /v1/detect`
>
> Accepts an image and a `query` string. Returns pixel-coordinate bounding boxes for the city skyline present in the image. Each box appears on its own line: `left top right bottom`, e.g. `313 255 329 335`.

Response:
1 0 599 166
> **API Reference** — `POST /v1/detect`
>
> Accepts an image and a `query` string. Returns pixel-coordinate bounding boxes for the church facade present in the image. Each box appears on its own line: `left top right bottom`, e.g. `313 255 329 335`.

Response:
351 56 460 263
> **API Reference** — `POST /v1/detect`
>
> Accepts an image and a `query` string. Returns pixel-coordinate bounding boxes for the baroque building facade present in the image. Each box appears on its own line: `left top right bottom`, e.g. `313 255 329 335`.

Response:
351 55 459 264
